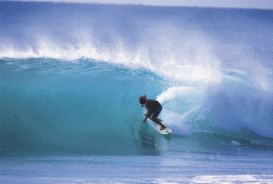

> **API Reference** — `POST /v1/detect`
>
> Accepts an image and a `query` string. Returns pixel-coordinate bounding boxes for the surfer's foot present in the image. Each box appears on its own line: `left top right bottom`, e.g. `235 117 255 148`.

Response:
160 126 166 130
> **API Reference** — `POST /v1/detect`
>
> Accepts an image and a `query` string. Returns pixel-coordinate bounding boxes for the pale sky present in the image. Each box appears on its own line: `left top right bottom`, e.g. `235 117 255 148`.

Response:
7 0 273 9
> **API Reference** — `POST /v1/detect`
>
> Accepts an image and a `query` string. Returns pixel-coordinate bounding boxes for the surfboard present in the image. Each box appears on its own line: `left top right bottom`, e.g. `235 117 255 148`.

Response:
153 118 172 134
144 112 172 134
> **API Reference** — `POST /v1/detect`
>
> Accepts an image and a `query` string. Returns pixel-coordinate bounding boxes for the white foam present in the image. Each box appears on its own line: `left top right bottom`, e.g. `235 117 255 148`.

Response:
231 140 241 146
156 86 192 104
1 23 224 85
191 175 273 183
155 85 208 136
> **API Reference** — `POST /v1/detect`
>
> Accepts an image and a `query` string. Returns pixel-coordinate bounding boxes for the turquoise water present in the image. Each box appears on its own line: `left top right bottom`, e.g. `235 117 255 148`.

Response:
1 59 164 155
1 1 273 183
1 59 272 156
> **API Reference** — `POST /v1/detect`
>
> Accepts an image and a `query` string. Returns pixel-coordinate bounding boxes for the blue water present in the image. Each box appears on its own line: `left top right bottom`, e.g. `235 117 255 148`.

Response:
1 1 273 183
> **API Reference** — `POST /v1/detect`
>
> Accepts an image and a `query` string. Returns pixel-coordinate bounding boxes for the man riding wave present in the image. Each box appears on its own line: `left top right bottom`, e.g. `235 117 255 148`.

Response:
139 95 166 130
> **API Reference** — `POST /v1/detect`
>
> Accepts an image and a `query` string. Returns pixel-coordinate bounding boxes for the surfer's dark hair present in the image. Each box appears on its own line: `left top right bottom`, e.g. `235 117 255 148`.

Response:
139 96 146 104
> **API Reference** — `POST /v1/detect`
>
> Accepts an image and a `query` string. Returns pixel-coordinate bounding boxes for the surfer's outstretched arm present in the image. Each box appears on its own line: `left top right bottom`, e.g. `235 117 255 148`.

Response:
142 106 150 122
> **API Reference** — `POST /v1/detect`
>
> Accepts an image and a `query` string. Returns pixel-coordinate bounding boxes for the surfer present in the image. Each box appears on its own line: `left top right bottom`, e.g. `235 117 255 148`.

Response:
139 95 166 130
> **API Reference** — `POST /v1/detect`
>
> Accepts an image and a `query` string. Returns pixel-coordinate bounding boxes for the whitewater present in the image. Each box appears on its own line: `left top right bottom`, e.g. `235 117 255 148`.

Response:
1 1 273 183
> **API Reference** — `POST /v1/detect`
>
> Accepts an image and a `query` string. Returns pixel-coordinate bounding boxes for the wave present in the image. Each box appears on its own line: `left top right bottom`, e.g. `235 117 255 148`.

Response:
0 59 155 155
1 2 273 155
1 59 273 156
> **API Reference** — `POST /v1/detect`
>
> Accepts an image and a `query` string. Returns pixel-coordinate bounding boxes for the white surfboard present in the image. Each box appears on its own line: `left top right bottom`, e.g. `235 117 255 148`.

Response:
144 112 172 134
153 118 172 135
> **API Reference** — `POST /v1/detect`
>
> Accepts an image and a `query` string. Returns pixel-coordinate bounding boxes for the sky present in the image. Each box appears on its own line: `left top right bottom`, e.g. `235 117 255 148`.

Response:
5 0 273 9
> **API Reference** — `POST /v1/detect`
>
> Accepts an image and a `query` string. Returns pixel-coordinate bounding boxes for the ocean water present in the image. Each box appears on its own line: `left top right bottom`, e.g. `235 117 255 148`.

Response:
1 1 273 183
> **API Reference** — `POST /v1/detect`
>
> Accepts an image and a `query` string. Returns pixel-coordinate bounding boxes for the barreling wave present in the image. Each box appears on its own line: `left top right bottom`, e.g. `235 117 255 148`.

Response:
1 1 273 155
1 58 273 156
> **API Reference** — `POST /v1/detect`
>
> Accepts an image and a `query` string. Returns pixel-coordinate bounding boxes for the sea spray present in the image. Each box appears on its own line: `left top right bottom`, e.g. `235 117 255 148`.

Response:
1 2 273 155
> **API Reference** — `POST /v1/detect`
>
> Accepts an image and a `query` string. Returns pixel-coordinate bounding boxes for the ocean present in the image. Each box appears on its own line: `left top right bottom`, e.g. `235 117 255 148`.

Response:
1 1 273 183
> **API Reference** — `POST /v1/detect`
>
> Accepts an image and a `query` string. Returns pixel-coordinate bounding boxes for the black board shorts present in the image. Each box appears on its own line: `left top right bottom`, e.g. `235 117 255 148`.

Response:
150 105 162 118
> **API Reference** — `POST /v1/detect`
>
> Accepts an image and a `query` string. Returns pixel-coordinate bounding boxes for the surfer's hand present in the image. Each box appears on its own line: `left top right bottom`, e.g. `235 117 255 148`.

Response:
142 119 146 122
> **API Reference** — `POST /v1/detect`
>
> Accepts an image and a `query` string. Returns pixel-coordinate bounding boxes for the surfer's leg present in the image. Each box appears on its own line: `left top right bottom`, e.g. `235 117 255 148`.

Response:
150 116 166 130
150 106 165 130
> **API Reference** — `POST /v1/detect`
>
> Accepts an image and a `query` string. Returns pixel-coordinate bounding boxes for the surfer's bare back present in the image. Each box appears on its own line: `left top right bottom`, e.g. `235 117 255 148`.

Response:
139 95 166 130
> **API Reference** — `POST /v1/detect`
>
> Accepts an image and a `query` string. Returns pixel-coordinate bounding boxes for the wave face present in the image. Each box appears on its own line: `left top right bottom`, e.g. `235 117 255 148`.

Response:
1 1 273 155
1 59 165 155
